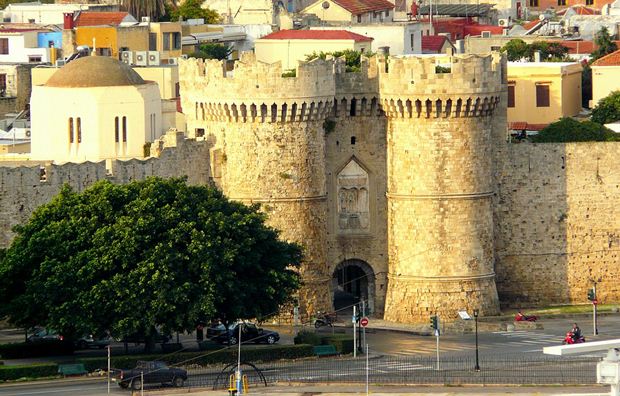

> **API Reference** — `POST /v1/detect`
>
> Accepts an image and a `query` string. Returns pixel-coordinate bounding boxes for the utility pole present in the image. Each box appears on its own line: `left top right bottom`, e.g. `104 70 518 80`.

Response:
362 300 367 355
474 309 480 371
353 305 357 358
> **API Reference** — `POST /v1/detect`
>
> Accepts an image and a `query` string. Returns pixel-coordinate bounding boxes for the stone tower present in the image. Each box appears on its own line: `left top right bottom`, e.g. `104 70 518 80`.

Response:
179 53 334 317
381 54 505 322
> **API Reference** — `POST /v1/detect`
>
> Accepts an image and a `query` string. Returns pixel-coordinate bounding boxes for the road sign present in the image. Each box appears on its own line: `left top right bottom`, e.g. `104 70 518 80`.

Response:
360 317 369 327
593 299 599 305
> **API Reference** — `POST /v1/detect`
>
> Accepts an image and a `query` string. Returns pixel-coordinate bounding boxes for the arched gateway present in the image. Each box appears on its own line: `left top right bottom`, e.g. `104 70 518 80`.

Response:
332 259 375 315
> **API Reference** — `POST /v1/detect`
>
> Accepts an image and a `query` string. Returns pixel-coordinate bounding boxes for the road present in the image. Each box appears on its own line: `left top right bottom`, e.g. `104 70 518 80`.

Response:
0 379 123 396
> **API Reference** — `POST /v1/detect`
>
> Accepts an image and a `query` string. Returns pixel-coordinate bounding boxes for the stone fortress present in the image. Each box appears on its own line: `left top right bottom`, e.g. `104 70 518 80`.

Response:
1 51 619 323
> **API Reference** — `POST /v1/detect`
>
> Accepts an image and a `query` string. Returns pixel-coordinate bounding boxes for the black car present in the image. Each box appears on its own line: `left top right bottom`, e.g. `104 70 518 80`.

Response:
112 360 187 390
212 323 279 345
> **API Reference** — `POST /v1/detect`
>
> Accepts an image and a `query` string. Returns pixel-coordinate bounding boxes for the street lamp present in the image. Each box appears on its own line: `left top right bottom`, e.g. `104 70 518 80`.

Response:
473 309 480 371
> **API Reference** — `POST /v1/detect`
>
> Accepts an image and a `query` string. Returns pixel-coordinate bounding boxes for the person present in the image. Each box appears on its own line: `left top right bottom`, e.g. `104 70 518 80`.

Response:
571 323 581 342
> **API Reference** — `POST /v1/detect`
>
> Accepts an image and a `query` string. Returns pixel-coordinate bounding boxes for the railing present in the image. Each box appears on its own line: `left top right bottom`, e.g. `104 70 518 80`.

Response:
139 354 598 392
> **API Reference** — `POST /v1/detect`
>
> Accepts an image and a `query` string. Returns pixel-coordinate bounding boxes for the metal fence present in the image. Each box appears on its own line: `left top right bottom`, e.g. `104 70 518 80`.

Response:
162 354 598 392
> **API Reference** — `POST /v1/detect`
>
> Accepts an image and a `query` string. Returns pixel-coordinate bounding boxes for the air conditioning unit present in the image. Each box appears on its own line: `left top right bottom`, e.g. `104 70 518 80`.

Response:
141 16 150 23
147 51 160 66
180 54 189 60
498 18 510 27
481 30 492 38
55 59 66 67
168 58 178 65
121 50 134 65
135 51 148 66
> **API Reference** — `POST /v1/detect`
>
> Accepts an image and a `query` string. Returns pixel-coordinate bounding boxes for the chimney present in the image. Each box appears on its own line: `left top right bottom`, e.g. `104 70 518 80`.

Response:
63 12 74 30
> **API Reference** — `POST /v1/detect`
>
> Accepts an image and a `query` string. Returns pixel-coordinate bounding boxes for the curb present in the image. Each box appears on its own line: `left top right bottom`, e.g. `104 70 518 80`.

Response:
0 375 106 388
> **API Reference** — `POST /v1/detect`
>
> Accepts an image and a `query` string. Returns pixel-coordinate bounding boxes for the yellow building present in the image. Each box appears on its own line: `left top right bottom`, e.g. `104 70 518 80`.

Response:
591 49 620 107
507 62 582 129
255 29 373 70
72 22 182 61
30 56 163 163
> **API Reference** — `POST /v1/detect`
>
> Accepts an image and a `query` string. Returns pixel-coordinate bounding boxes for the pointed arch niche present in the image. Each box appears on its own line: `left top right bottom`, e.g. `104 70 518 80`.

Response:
337 158 370 233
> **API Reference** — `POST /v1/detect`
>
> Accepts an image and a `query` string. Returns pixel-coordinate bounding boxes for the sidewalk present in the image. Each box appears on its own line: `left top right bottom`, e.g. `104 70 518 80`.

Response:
147 384 611 395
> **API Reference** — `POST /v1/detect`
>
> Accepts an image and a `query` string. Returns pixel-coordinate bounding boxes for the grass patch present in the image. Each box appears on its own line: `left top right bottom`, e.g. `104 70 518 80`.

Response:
528 304 617 315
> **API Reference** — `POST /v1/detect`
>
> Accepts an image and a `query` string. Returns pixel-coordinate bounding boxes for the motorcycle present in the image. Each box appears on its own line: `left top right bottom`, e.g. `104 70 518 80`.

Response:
563 331 586 344
314 312 335 328
515 312 538 322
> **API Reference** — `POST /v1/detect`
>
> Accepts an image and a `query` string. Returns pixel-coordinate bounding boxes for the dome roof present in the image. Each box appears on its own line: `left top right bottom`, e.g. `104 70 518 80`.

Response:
46 56 146 88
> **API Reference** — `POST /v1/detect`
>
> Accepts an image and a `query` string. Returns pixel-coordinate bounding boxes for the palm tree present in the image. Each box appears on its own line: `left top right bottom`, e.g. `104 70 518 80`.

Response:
121 0 167 21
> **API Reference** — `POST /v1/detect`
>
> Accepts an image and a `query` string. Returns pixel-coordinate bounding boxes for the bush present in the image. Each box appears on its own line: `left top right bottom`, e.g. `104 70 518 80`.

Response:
531 118 620 142
0 364 58 381
591 91 620 124
78 344 315 371
0 341 74 359
293 331 354 354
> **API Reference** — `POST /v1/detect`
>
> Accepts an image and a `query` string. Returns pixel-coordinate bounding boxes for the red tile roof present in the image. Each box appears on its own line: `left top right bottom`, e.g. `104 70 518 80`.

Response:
509 122 548 131
261 29 373 42
549 40 620 55
421 35 450 52
331 0 395 14
463 24 504 36
556 5 599 15
522 20 540 30
592 48 620 66
74 12 132 27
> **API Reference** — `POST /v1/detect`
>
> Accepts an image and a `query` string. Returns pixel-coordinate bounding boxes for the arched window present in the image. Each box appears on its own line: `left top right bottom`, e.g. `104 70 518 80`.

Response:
114 116 119 143
68 117 74 143
122 116 127 142
76 117 81 143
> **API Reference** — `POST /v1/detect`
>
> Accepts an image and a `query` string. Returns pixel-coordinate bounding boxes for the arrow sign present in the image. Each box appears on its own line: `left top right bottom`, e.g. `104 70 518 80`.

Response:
360 317 369 327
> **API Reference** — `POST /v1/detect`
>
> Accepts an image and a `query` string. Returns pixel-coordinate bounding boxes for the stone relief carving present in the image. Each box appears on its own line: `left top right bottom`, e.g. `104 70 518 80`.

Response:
337 159 370 232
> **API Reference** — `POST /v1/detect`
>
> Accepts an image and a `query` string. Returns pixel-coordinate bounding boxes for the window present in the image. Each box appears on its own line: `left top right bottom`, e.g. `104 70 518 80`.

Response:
586 0 593 5
350 136 356 145
195 128 205 137
558 0 566 5
536 84 550 107
28 18 35 23
491 46 501 51
122 116 128 142
0 73 6 95
173 32 181 50
0 38 8 55
357 14 362 23
163 33 170 51
507 85 515 108
373 11 378 18
385 10 390 17
28 55 42 63
96 48 111 56
529 0 539 6
149 33 157 51
411 33 415 49
114 116 119 142
76 117 81 143
68 117 74 143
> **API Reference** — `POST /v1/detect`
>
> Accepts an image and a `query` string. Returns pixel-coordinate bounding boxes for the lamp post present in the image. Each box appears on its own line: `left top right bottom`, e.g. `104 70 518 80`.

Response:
473 309 480 371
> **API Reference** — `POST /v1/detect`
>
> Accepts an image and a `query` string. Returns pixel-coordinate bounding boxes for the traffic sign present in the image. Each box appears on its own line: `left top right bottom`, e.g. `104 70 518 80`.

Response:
360 317 369 327
593 299 599 305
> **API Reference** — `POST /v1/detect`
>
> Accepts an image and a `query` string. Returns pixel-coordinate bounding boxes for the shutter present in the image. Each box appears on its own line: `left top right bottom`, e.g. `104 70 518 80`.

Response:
508 85 515 108
536 85 550 107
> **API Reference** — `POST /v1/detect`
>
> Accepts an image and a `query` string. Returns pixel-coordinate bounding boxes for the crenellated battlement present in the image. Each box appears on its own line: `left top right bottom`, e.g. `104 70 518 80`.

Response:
180 52 336 123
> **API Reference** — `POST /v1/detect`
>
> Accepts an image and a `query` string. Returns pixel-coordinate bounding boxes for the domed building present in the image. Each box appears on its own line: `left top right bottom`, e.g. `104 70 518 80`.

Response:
30 56 163 162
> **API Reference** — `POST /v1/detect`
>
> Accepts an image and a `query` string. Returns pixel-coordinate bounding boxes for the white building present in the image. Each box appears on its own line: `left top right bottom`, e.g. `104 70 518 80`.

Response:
30 56 163 163
312 23 423 55
2 2 116 25
0 30 51 64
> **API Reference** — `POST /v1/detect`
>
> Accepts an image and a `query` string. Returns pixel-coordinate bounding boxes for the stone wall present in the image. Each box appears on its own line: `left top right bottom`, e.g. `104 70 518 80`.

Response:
0 131 211 248
495 142 620 307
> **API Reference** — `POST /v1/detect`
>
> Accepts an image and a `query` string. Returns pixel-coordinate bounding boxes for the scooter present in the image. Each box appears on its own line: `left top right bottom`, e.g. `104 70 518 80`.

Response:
515 312 538 322
314 312 335 328
563 331 586 344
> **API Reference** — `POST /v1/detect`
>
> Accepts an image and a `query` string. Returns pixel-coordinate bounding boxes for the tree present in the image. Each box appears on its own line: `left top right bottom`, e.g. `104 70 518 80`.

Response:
169 0 221 23
191 43 233 60
531 117 620 142
501 39 529 61
121 0 167 21
591 90 620 124
591 26 618 62
0 178 301 351
305 49 372 72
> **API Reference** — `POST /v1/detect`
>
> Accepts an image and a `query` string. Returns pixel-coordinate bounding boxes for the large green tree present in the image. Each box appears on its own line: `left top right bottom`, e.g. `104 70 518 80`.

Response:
191 43 233 60
531 117 620 142
0 178 301 349
591 26 618 62
169 0 220 23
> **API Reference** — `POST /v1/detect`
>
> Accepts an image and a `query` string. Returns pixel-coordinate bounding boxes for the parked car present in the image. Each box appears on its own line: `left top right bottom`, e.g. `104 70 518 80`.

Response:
112 360 187 390
212 323 279 345
27 328 63 343
75 334 112 350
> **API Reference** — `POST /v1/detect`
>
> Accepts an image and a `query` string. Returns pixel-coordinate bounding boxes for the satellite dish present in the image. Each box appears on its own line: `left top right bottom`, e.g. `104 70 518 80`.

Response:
322 1 330 9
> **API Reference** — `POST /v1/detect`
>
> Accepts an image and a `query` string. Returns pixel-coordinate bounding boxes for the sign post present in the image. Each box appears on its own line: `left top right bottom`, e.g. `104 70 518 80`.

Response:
360 316 369 355
594 283 599 336
435 315 440 370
